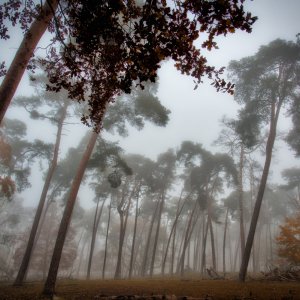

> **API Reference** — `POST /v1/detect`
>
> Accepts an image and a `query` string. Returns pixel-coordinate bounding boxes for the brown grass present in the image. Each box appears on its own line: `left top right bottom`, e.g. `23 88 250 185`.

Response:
0 279 299 300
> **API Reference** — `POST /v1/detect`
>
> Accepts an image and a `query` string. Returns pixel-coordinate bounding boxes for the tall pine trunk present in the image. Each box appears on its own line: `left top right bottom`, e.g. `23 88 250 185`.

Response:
149 192 165 277
0 0 59 122
238 145 246 257
239 99 282 281
87 197 106 279
140 199 160 277
14 101 68 286
161 191 186 275
43 130 98 297
102 195 112 279
222 207 229 275
128 188 140 279
115 184 136 279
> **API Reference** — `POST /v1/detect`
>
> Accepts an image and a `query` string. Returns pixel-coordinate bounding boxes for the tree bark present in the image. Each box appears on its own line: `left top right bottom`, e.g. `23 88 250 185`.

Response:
102 195 112 279
222 207 229 275
0 0 59 122
43 130 98 297
239 99 281 282
161 191 187 275
14 100 68 286
87 197 106 279
128 187 140 279
140 199 160 277
200 214 209 275
238 145 246 257
150 192 165 277
114 183 136 279
178 201 198 276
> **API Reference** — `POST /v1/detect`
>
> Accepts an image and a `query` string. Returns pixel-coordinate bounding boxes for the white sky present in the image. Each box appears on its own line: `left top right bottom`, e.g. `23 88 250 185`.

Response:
1 0 300 208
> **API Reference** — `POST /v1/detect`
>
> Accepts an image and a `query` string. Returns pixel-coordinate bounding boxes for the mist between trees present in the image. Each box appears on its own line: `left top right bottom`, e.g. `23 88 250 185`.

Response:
0 1 300 298
1 37 300 288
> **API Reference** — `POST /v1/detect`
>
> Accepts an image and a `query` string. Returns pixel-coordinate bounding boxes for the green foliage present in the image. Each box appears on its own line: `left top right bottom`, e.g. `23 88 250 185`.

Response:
103 83 170 136
0 118 53 193
281 168 300 190
134 89 170 127
286 108 300 156
228 39 300 149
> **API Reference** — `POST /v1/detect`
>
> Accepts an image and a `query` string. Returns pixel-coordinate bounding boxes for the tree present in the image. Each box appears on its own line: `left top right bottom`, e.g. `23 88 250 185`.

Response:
177 141 238 273
215 117 260 259
0 0 256 126
43 85 169 296
281 168 300 210
276 213 300 266
0 118 52 203
86 138 132 280
14 74 71 286
13 202 78 280
228 39 300 281
0 0 59 121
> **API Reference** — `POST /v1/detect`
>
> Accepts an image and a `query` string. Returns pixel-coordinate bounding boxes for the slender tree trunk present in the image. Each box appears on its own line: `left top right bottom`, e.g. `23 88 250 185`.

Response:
102 195 112 279
14 101 68 286
238 145 246 258
170 215 177 276
239 100 281 282
200 215 209 275
161 191 187 275
76 233 88 278
179 201 198 276
43 130 98 297
140 199 160 277
87 197 106 279
149 192 165 277
42 204 55 280
0 0 59 122
249 162 257 273
128 188 140 279
208 215 216 270
223 207 229 275
233 237 240 272
115 184 136 279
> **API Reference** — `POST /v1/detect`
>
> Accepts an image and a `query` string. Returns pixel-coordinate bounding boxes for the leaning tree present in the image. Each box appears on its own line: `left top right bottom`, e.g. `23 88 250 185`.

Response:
228 38 300 281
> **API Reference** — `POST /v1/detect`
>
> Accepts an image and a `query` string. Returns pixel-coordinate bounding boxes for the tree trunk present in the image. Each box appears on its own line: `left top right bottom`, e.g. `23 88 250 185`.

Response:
114 184 136 279
87 197 106 279
14 100 68 286
239 100 281 282
222 207 229 275
149 192 165 277
128 187 140 279
76 232 88 278
170 214 177 276
43 130 98 297
102 195 112 279
200 215 209 275
0 0 59 122
179 201 198 276
208 214 216 270
161 191 187 275
140 199 160 277
238 145 246 258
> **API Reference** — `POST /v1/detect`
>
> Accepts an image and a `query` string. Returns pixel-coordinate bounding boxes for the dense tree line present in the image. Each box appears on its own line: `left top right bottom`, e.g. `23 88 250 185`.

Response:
1 38 299 289
0 1 299 298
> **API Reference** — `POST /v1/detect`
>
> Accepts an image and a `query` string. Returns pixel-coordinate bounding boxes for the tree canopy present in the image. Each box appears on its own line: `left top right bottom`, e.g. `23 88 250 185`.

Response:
0 0 257 128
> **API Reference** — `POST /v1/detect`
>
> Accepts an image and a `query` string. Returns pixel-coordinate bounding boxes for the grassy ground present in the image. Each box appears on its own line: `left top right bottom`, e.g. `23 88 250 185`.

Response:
0 279 299 300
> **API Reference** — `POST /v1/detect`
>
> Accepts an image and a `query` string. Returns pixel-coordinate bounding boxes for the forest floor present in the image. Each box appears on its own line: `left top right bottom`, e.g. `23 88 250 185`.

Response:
0 278 299 300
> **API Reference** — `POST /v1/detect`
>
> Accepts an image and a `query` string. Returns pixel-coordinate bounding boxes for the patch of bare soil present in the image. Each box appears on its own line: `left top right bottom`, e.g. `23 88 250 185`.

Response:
0 279 299 300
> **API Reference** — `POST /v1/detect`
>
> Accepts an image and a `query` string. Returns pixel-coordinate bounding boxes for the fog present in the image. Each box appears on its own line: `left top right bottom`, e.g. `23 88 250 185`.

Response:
0 0 299 285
